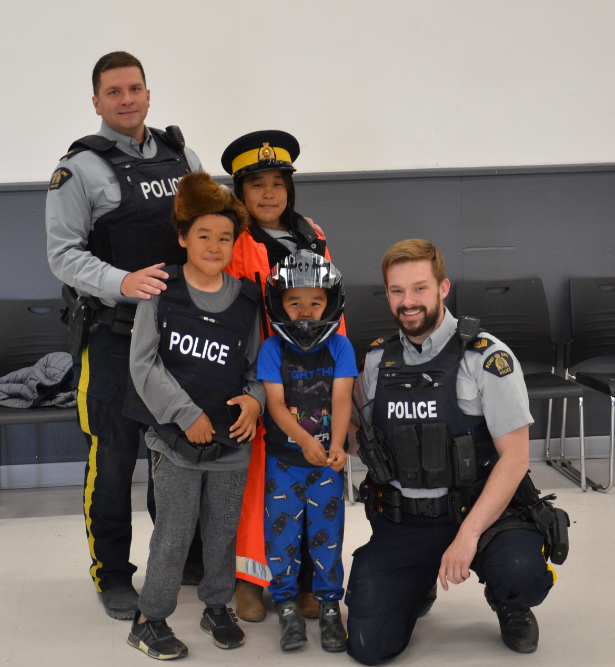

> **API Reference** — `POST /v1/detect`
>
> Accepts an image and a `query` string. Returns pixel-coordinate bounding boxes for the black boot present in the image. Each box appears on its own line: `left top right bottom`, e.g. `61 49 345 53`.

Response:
484 586 539 653
97 583 139 620
417 583 437 618
275 600 307 651
319 600 347 653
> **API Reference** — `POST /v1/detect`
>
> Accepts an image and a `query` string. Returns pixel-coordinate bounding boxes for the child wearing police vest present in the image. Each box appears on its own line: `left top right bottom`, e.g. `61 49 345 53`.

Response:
257 250 357 652
221 130 345 623
124 172 264 659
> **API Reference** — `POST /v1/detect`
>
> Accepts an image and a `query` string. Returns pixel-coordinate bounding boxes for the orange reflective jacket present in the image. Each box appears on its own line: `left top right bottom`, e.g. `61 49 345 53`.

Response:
227 219 345 585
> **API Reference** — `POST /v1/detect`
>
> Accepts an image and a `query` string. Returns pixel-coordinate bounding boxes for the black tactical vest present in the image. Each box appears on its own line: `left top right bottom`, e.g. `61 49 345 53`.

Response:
123 266 261 448
67 129 189 272
264 342 335 466
371 330 498 489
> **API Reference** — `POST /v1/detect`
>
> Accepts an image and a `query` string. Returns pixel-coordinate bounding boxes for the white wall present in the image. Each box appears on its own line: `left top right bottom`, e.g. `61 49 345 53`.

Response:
1 0 614 183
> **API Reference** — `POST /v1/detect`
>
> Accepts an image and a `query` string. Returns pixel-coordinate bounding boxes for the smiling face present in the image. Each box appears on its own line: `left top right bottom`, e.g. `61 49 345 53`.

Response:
178 214 235 281
241 170 288 229
92 66 150 141
386 259 450 343
282 287 328 322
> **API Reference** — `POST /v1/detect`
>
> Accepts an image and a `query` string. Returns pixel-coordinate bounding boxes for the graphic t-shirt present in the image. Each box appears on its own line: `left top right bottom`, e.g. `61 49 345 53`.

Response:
257 334 358 466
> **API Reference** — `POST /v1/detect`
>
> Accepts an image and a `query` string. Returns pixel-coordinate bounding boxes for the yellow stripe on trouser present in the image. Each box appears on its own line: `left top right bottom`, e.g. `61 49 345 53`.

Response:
543 546 557 583
79 346 103 591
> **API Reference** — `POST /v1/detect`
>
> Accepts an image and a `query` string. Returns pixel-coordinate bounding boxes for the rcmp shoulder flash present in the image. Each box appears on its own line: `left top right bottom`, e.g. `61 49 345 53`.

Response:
49 168 73 190
370 338 386 348
484 351 514 378
473 337 495 354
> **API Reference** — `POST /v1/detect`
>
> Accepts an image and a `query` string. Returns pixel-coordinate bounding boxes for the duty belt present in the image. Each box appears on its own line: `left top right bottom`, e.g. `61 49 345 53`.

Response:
154 427 224 465
95 303 137 336
360 475 477 524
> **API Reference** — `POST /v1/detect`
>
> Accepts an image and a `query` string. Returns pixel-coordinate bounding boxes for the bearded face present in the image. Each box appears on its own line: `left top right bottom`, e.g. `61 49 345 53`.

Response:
392 293 442 339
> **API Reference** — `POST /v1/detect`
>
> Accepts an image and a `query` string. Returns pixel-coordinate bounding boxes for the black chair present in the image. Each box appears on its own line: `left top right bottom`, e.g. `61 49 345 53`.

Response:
565 278 615 493
343 284 398 368
0 299 78 427
456 278 587 489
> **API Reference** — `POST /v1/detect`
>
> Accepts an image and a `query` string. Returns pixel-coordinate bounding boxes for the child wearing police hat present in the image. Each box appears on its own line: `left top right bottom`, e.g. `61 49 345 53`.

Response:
221 130 346 623
256 249 357 652
124 172 265 659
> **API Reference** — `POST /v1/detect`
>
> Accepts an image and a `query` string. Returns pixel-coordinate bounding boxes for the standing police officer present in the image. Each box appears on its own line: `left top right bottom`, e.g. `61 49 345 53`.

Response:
46 52 203 619
346 240 556 664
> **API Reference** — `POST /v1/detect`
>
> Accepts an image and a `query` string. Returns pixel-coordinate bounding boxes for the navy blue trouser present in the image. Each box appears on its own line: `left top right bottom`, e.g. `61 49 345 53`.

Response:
346 512 554 665
264 456 345 602
74 326 201 592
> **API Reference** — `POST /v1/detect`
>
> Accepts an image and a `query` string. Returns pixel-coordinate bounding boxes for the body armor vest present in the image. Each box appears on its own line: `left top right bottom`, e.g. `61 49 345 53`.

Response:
372 330 498 489
67 129 189 272
123 266 261 448
264 342 335 466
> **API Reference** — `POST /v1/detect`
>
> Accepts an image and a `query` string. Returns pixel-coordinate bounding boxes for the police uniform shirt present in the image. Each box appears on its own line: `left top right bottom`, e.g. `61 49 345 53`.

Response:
130 271 265 471
46 122 203 307
353 308 533 499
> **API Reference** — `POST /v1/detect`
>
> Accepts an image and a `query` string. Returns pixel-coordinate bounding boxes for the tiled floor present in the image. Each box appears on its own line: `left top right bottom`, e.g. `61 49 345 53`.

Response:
1 460 614 666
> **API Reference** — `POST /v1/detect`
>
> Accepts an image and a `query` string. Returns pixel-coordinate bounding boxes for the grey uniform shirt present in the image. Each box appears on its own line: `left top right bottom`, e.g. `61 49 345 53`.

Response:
46 122 203 307
353 308 533 499
130 271 265 471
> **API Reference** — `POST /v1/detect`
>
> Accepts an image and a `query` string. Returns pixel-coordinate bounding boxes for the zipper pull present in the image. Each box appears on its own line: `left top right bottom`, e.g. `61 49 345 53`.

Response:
202 316 218 324
127 175 133 185
162 316 167 328
238 340 242 347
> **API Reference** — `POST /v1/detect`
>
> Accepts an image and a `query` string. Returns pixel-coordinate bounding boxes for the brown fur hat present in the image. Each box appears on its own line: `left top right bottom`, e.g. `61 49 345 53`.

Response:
173 171 249 238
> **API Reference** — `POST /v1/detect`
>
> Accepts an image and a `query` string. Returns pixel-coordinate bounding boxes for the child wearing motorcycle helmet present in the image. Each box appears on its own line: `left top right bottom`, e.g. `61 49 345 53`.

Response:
257 250 357 653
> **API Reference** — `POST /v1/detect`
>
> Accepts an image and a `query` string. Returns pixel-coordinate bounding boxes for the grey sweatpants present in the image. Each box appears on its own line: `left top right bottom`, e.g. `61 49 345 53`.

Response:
138 453 248 621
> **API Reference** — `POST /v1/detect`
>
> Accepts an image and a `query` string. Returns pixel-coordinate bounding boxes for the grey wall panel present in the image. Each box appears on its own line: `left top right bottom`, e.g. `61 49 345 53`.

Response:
0 189 63 299
1 164 614 465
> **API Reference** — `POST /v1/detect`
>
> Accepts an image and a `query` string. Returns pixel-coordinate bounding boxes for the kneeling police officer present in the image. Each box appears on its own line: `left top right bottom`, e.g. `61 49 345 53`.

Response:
346 239 559 665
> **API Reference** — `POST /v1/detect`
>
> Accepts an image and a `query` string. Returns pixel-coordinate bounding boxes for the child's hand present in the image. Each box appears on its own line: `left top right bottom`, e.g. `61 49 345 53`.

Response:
327 446 347 472
228 395 260 442
302 437 329 467
185 412 215 444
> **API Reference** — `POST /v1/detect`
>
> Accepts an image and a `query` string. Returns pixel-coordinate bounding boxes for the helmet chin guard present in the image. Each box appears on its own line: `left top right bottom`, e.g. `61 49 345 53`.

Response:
265 250 345 352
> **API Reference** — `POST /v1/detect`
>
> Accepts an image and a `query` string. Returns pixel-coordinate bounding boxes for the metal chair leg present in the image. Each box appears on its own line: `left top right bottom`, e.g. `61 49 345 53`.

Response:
591 396 615 493
345 454 357 504
544 397 553 460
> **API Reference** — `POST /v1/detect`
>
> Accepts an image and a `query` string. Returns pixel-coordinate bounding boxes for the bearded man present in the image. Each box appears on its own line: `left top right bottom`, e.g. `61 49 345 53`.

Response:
345 240 555 665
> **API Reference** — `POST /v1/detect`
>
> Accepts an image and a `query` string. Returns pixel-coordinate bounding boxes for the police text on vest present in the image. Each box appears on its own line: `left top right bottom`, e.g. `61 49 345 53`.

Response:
387 401 437 419
169 332 229 365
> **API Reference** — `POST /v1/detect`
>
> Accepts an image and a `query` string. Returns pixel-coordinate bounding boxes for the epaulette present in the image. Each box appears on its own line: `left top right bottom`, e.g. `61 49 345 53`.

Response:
164 265 180 282
61 135 117 160
368 337 387 350
469 336 495 355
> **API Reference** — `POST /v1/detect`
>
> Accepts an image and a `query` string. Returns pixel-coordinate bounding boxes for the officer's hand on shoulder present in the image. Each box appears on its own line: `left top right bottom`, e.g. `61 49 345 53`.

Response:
185 412 215 444
302 437 329 467
121 263 169 299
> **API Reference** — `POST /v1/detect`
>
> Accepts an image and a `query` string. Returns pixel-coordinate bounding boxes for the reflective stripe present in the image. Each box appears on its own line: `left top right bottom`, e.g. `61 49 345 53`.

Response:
236 555 272 586
79 346 103 591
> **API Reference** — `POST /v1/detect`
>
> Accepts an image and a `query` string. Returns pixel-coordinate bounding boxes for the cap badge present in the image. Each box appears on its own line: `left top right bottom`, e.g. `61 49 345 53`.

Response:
258 142 276 161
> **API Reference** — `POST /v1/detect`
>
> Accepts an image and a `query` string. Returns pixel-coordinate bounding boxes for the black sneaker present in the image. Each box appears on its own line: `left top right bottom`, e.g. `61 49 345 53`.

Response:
97 583 138 620
319 600 347 652
276 600 307 651
417 583 437 618
127 614 188 660
200 607 245 649
484 586 539 653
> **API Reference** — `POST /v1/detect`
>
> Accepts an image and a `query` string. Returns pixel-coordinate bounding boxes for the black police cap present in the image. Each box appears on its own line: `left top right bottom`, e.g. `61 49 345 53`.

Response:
221 130 300 179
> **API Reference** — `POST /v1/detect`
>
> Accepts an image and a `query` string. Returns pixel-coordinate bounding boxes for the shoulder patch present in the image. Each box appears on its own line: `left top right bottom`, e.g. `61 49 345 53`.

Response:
483 350 514 378
370 338 386 348
472 337 495 354
49 168 73 190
